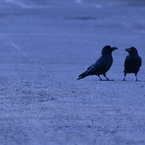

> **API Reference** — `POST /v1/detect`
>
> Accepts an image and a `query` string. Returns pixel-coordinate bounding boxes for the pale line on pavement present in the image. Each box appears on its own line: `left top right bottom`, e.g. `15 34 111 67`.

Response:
4 0 51 9
74 0 102 8
93 4 102 8
10 40 28 56
10 40 21 50
74 0 82 4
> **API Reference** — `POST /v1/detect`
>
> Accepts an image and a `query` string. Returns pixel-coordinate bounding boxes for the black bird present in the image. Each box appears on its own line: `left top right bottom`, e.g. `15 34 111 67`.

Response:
77 45 118 81
123 47 142 81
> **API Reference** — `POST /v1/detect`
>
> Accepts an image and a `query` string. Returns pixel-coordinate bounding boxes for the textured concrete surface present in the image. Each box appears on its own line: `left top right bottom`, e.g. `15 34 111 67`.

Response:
0 0 145 144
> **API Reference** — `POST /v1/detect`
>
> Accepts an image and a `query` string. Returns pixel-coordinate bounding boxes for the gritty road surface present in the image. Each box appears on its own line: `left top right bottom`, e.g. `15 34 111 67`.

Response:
0 0 145 144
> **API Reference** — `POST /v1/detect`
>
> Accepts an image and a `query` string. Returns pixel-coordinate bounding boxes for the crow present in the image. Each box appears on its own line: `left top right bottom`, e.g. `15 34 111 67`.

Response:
77 45 118 81
123 47 142 81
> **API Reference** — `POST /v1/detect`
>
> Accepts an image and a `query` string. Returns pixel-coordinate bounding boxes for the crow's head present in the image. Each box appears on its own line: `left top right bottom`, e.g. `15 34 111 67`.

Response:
102 45 118 55
125 47 138 55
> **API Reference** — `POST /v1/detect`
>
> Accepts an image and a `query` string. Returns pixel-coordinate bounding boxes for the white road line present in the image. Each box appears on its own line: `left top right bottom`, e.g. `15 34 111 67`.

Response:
10 40 28 56
93 4 102 8
4 0 51 9
10 40 21 50
74 0 101 8
74 0 82 4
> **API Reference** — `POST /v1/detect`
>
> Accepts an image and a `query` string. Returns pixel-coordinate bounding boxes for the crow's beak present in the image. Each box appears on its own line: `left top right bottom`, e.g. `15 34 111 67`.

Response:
125 48 130 53
111 47 118 51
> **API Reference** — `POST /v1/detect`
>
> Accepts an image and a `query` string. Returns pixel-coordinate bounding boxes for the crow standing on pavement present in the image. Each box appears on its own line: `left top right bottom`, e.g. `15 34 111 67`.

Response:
123 47 142 81
77 45 118 81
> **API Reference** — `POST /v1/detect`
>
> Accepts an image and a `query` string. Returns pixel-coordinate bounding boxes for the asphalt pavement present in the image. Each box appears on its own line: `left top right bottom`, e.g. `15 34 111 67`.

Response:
0 0 145 144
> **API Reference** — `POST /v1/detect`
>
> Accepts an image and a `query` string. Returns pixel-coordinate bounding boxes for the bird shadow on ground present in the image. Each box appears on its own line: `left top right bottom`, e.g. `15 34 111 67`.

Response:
122 80 144 82
90 79 144 82
100 79 114 81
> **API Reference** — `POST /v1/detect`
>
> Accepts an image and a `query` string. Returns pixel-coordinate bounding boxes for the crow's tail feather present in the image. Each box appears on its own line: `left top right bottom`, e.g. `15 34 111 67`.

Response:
77 71 87 80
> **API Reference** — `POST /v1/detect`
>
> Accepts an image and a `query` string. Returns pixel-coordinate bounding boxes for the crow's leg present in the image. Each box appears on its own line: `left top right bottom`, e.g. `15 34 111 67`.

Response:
122 73 126 81
135 74 138 81
98 75 102 81
103 74 109 81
